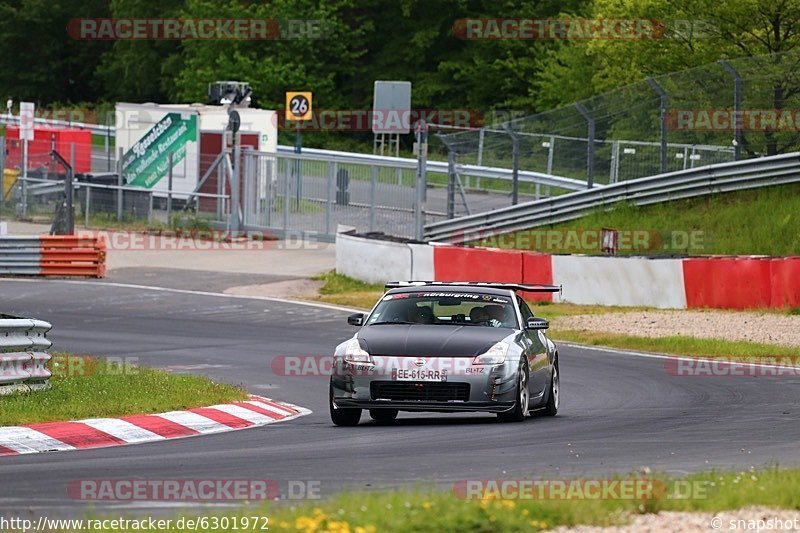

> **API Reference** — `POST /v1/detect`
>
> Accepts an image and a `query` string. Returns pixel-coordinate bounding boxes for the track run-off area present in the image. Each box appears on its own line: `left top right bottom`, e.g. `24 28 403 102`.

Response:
1 278 798 516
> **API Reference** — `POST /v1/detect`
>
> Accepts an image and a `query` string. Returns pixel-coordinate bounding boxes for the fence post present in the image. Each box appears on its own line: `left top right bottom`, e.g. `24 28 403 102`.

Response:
167 152 173 223
369 165 377 232
476 127 485 167
446 148 456 219
0 135 4 221
574 103 595 188
325 160 333 236
67 144 74 234
85 187 91 227
283 158 290 231
116 146 123 220
502 124 520 205
414 121 428 240
230 143 242 235
646 77 668 174
719 60 742 161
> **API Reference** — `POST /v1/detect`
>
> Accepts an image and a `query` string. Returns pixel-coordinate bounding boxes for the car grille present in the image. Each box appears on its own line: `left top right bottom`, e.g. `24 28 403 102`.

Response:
370 381 470 402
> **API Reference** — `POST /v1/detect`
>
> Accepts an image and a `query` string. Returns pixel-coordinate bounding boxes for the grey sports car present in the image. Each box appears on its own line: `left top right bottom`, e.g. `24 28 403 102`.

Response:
329 281 561 425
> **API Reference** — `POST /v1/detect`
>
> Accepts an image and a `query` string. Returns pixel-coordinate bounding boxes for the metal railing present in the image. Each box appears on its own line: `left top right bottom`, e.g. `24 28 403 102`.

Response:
424 152 800 243
0 316 52 394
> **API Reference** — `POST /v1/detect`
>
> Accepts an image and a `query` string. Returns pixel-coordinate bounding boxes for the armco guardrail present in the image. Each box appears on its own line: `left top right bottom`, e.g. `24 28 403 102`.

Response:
276 146 589 191
425 152 800 243
0 235 106 277
0 316 52 394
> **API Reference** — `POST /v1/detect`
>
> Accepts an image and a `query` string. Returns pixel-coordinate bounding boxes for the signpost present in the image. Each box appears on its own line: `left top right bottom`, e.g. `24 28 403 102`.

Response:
20 102 34 217
285 91 312 154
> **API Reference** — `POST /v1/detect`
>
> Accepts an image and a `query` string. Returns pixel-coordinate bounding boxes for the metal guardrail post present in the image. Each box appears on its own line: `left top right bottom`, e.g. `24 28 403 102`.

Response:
647 77 669 174
719 61 743 161
574 103 595 188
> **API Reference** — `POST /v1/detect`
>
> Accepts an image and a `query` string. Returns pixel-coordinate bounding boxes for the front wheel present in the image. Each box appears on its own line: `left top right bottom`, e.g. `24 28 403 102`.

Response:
497 364 529 423
542 361 559 416
330 385 362 426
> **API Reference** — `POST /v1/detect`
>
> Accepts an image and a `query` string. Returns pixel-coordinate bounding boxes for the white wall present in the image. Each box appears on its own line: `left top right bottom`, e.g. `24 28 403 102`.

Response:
336 233 412 284
552 255 687 308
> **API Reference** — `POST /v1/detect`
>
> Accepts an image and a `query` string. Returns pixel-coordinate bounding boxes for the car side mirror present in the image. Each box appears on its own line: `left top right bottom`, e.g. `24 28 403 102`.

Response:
347 313 365 326
526 317 549 330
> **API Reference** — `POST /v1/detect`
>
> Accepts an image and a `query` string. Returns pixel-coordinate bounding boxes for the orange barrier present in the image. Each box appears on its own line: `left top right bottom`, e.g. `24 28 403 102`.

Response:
770 257 800 308
682 257 773 309
433 246 523 283
39 235 106 278
521 252 554 302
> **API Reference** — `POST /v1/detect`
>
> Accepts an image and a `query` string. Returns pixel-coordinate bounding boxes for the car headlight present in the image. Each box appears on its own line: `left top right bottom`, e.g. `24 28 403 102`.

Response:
343 338 373 364
472 342 509 365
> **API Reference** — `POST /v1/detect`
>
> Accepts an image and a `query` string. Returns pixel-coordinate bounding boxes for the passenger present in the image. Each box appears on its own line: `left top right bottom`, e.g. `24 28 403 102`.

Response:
469 306 489 325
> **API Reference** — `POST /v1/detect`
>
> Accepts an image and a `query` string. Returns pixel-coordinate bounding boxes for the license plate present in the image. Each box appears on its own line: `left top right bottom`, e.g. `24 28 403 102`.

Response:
391 368 447 381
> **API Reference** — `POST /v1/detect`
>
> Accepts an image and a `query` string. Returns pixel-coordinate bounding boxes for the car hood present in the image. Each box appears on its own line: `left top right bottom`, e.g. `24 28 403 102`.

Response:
357 325 513 357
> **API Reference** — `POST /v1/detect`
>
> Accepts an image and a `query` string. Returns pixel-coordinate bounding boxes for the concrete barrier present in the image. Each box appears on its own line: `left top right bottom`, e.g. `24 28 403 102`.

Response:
335 233 800 310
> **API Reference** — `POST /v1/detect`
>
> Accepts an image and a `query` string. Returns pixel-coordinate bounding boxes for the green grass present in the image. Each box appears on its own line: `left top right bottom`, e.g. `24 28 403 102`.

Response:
475 183 800 256
312 271 385 308
57 467 800 531
0 354 247 426
550 330 800 359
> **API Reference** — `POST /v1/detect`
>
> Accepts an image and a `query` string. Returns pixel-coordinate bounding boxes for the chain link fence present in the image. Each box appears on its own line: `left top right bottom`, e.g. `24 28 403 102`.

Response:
433 48 800 206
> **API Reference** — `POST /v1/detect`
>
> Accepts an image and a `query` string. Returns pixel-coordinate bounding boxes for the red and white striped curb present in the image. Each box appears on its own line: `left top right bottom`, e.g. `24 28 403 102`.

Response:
0 395 310 456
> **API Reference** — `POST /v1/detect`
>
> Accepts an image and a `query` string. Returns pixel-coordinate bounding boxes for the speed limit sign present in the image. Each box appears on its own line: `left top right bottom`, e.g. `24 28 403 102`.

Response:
285 91 312 121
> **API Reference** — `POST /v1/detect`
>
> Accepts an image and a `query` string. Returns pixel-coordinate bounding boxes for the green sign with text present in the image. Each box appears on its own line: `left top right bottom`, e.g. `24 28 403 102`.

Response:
122 113 197 188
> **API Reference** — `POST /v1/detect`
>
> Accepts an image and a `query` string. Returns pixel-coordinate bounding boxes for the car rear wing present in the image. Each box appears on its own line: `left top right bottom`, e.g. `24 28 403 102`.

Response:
385 281 562 293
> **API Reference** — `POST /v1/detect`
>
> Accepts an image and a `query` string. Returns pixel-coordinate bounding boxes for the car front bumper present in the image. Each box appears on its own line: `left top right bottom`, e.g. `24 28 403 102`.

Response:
330 355 519 413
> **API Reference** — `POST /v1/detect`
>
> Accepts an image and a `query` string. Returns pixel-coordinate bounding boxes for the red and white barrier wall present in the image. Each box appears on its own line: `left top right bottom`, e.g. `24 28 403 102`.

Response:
336 232 800 310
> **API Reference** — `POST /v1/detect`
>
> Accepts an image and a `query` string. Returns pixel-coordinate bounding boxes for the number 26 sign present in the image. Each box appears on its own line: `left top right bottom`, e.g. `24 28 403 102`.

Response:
285 91 312 121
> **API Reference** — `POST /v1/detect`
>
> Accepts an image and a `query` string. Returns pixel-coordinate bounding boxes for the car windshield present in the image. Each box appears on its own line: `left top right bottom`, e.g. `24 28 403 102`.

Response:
367 292 518 328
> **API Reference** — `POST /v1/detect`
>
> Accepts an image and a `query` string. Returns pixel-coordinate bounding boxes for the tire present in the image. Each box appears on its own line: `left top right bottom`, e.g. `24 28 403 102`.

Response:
542 360 559 417
497 364 529 423
369 409 398 423
329 385 362 426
